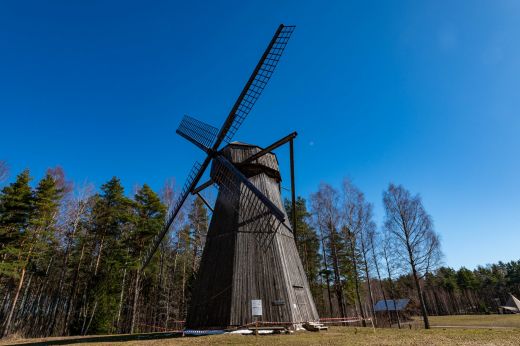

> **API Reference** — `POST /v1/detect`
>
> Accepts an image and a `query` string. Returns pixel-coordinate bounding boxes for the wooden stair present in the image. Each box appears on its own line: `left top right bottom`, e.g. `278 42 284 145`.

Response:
303 322 328 332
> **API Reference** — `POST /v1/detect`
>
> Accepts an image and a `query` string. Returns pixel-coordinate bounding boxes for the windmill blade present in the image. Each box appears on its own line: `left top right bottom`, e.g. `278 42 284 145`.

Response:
211 155 287 248
176 115 219 153
212 24 295 150
141 161 203 269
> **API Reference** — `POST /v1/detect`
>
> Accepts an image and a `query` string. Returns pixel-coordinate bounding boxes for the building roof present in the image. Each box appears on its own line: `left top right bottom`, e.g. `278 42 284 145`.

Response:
374 299 410 312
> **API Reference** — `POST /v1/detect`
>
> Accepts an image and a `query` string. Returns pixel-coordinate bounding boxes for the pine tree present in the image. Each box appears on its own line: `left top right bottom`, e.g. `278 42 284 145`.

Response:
284 197 321 296
129 184 166 333
0 170 33 257
83 177 133 335
0 170 34 336
2 172 63 336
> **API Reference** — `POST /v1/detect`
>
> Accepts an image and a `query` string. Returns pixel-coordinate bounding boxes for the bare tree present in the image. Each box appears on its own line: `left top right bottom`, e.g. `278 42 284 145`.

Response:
383 184 442 329
340 179 372 326
381 226 403 328
368 229 392 326
47 166 73 195
0 160 9 183
311 183 347 317
357 211 377 324
60 183 95 335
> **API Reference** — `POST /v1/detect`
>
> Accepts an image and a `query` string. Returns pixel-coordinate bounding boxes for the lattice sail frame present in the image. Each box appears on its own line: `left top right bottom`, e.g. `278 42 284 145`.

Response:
211 156 286 249
176 115 219 152
141 161 202 268
222 25 295 144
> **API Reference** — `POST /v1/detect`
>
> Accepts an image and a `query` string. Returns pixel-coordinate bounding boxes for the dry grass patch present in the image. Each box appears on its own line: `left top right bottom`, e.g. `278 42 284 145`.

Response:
428 314 520 328
132 328 518 346
5 326 520 346
4 317 520 346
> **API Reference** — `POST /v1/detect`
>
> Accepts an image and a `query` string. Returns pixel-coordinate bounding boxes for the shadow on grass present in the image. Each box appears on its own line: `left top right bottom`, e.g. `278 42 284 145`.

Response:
12 332 184 345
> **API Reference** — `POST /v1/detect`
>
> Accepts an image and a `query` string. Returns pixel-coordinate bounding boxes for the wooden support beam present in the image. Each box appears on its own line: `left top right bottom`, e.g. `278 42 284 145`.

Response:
239 132 297 165
196 192 214 212
290 138 297 240
193 179 214 194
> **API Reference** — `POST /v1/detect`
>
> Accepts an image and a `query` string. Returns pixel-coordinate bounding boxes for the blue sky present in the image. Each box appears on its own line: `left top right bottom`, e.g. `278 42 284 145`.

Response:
1 1 519 269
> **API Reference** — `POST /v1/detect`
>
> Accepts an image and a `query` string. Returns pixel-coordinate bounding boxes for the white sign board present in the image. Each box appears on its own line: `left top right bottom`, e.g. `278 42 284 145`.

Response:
251 299 263 317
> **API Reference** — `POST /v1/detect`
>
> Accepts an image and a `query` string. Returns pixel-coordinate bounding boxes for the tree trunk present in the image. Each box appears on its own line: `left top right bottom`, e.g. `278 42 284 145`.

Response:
370 240 391 327
130 269 141 333
411 265 430 329
3 266 27 337
116 266 127 332
329 224 347 318
94 236 104 276
319 229 334 316
383 249 401 328
362 251 376 324
62 242 86 335
348 235 366 327
83 300 97 335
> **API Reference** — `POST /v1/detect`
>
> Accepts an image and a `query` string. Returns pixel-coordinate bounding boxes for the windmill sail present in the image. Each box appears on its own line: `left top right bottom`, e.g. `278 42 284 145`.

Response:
176 115 219 152
213 25 296 149
140 161 202 269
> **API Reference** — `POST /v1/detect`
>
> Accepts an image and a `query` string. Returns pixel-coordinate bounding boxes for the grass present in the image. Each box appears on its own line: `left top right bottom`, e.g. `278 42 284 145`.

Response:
428 314 520 328
3 315 520 346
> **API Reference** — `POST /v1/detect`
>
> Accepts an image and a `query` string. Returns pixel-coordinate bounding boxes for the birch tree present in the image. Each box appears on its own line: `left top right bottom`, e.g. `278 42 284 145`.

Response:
383 184 442 329
0 161 8 184
311 183 348 317
340 179 369 325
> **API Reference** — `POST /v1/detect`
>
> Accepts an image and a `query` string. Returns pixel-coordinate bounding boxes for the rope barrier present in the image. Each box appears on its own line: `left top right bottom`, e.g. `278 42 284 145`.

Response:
137 322 185 333
137 317 376 334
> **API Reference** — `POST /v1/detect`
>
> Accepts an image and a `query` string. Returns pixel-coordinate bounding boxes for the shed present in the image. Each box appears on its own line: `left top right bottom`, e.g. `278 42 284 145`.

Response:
374 299 410 312
373 299 412 327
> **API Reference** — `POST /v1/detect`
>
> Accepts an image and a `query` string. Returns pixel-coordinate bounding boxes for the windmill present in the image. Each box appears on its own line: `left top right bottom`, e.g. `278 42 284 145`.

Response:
141 24 319 329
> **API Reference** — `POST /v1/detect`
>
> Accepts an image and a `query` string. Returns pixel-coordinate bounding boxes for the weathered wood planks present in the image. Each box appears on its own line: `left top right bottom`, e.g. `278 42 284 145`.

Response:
186 142 318 329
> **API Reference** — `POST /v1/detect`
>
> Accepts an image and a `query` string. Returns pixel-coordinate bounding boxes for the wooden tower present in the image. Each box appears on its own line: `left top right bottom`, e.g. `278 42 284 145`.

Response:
186 142 318 328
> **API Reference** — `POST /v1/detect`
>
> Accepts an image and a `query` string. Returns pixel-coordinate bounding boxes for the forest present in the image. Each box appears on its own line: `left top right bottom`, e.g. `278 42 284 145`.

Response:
0 161 519 338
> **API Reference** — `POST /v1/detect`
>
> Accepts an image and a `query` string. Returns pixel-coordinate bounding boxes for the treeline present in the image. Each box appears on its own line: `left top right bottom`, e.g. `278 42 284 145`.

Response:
289 180 520 328
0 162 519 338
0 166 208 338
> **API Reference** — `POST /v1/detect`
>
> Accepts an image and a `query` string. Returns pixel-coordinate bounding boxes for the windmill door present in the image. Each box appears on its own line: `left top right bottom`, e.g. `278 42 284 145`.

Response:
293 286 312 322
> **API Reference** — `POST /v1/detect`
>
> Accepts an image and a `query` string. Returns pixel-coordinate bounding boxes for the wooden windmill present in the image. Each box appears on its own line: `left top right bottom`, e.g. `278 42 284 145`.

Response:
141 24 319 329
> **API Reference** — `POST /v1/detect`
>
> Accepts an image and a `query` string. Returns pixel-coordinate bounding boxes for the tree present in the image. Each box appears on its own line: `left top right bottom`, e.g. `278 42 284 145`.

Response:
0 170 33 262
311 183 348 317
0 170 34 336
368 229 392 326
383 184 442 329
60 183 95 335
2 172 63 336
381 225 403 327
340 179 372 326
0 160 9 183
84 177 133 335
187 197 208 276
284 197 321 297
129 184 166 333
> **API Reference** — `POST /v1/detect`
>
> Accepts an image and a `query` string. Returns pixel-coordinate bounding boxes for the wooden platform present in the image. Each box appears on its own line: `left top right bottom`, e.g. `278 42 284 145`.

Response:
303 322 329 332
